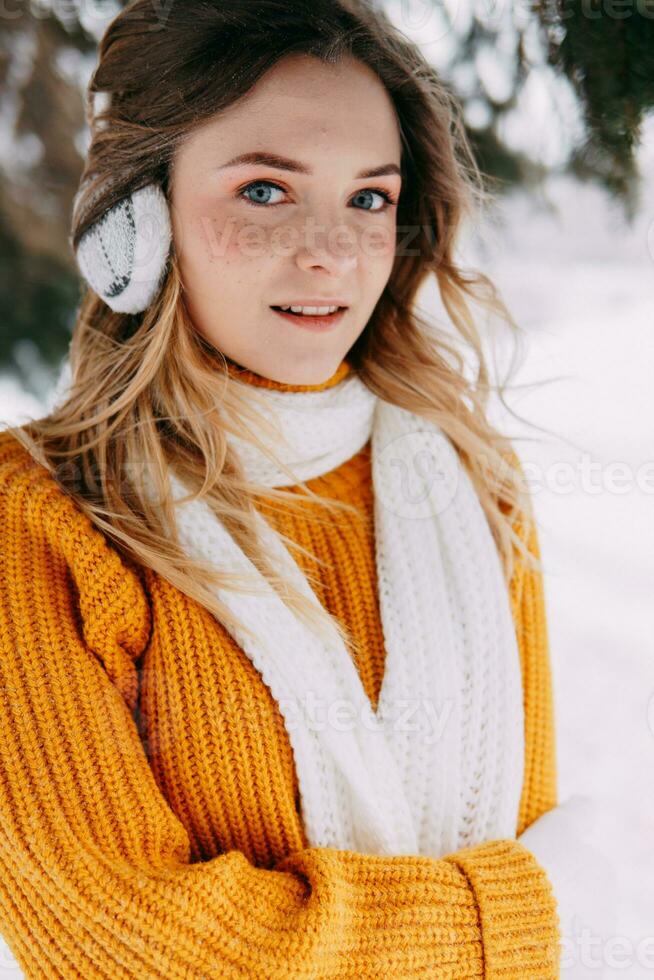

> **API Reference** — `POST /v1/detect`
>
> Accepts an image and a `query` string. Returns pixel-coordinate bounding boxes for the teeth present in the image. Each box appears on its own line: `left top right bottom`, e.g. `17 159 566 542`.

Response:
279 305 340 315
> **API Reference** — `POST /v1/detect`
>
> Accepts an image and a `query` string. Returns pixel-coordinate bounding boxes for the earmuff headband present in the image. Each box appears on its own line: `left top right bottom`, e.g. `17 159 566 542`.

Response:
73 182 171 314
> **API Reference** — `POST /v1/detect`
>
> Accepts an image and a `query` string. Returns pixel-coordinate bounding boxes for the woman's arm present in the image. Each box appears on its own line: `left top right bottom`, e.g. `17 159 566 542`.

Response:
0 446 561 979
508 489 559 837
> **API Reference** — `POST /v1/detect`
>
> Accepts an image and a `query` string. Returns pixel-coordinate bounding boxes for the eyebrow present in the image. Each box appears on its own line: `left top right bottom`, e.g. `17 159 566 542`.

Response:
218 151 402 180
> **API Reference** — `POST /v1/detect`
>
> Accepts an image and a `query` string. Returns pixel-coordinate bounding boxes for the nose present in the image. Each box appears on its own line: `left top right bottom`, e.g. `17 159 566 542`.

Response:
293 216 358 276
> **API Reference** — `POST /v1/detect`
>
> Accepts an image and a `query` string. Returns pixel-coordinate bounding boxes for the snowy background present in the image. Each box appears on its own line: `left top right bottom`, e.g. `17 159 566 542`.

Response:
447 135 654 973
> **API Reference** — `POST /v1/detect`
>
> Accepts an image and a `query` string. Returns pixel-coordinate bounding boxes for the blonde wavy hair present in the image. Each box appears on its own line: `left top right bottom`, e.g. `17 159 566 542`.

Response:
4 0 544 652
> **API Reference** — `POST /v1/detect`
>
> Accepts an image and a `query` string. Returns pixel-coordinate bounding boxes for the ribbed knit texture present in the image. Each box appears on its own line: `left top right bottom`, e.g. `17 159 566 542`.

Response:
0 356 560 978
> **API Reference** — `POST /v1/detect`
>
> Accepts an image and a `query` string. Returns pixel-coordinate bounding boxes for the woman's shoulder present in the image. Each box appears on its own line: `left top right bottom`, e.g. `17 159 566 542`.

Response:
0 427 102 550
0 427 151 662
0 429 75 545
0 427 47 482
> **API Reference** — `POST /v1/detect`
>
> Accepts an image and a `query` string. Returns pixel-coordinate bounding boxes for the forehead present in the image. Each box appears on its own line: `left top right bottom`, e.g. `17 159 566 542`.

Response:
176 54 402 168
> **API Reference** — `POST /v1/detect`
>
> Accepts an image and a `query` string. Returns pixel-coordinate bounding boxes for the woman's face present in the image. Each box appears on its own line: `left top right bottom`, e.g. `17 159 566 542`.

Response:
169 53 402 385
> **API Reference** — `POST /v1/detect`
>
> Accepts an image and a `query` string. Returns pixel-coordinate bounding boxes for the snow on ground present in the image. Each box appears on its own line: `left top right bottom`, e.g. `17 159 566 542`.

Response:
1 142 653 977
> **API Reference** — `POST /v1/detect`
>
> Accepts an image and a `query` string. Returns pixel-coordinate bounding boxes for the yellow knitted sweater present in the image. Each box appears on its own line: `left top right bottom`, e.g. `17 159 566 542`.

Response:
0 357 560 978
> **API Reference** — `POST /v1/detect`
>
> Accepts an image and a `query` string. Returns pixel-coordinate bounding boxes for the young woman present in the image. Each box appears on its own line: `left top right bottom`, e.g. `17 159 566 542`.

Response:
0 1 616 976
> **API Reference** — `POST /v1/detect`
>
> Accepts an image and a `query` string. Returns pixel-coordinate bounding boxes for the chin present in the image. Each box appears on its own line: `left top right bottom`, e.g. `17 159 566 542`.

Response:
264 349 344 385
279 361 342 386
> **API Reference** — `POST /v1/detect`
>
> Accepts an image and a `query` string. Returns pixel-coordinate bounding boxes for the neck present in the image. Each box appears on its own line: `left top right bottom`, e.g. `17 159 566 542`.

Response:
224 356 352 392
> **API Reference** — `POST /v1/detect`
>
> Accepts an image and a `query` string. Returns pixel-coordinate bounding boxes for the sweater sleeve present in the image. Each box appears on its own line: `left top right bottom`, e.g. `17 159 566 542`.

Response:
0 449 561 979
508 460 559 838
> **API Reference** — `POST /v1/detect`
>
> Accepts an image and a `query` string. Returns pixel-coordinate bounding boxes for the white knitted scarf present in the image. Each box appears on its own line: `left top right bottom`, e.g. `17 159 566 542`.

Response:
155 368 525 858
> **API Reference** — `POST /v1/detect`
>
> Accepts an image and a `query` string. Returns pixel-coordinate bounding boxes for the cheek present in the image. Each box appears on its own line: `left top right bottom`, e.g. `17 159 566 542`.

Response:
358 221 397 289
172 193 261 272
364 219 396 261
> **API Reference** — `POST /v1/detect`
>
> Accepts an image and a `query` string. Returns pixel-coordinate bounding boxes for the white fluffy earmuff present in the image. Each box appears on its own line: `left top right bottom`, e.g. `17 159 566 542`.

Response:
73 182 172 314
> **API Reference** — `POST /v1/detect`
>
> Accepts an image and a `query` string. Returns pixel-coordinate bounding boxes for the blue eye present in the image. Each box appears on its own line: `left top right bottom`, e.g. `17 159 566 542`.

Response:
350 188 397 212
237 180 398 211
239 181 285 207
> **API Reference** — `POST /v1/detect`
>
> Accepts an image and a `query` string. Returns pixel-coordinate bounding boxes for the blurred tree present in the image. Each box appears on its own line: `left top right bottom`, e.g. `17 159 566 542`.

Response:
0 0 652 378
535 0 654 213
0 6 98 387
434 0 653 212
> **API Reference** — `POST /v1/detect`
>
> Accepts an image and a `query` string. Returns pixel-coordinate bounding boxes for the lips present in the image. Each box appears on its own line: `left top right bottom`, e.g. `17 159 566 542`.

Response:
270 299 350 308
270 306 347 314
269 306 347 331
